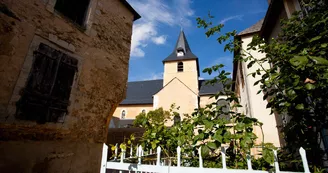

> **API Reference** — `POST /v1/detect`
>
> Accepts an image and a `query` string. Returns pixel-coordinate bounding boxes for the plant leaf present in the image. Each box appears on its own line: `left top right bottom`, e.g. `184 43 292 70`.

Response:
289 56 308 67
305 83 315 90
262 148 274 164
309 35 321 42
308 56 328 65
201 145 210 158
296 104 304 110
207 142 217 149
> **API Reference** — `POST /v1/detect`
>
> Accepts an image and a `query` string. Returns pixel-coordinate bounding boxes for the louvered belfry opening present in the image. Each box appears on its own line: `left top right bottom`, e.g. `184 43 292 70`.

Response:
177 62 183 72
16 43 78 124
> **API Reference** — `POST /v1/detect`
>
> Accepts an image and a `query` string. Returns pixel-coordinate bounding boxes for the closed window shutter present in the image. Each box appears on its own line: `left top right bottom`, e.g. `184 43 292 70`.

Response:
16 43 77 123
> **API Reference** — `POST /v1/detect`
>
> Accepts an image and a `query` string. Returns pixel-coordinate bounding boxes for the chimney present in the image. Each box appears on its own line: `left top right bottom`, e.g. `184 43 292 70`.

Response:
267 0 271 3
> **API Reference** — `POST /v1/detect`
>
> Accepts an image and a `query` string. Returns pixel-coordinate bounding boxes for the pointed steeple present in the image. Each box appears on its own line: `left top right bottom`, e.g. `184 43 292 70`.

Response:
163 30 198 62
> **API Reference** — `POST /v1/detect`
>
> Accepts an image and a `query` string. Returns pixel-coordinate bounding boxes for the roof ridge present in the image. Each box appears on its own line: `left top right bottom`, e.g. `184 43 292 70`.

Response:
128 79 163 83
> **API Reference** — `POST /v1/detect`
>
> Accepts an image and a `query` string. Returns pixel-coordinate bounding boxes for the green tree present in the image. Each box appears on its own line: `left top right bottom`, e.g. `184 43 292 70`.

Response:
133 105 194 160
197 0 328 171
129 73 274 170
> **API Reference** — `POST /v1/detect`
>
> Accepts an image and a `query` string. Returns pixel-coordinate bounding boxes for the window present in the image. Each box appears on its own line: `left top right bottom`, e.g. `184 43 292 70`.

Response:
217 99 230 113
173 114 181 125
54 0 90 26
217 99 230 120
121 110 126 119
177 47 184 57
177 62 183 72
16 43 78 123
142 109 146 114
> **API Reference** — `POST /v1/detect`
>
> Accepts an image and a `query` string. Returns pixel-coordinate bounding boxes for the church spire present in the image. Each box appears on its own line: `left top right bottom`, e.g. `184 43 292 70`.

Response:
162 30 198 63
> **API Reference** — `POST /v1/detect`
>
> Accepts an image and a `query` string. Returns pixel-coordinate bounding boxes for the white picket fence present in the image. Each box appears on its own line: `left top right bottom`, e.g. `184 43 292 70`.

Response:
100 144 311 173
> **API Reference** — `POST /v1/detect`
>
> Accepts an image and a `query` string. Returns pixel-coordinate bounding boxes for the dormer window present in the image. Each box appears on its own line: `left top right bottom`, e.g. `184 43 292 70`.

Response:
177 47 184 57
177 62 183 72
55 0 90 26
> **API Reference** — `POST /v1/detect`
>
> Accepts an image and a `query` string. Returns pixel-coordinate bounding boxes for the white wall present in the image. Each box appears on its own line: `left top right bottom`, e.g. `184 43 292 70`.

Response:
240 35 282 147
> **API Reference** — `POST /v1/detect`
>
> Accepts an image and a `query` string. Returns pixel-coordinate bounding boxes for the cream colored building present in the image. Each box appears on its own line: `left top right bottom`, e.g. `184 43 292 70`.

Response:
112 31 226 127
232 0 307 148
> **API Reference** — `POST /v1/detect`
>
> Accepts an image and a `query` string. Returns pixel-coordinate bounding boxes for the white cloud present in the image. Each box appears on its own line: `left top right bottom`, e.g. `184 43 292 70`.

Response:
128 0 194 58
152 35 167 45
143 72 164 80
130 22 156 57
219 15 244 24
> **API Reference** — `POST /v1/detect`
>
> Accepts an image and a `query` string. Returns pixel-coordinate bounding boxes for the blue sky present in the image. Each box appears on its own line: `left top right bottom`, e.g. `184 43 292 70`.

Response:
127 0 268 81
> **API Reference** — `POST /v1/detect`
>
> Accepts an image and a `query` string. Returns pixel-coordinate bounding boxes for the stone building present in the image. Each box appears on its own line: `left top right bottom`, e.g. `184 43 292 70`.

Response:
111 30 227 128
0 0 139 172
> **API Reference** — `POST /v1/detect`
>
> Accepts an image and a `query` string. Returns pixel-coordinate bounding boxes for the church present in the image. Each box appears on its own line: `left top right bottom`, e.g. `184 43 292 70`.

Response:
111 30 226 128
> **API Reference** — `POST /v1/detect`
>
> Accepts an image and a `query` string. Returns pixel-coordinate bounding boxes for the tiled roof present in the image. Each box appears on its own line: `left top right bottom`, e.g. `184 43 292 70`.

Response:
120 80 163 105
238 19 264 36
120 79 225 105
199 80 225 96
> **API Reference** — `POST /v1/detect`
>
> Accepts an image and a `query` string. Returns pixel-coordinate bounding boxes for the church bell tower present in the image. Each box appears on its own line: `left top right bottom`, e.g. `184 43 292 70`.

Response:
162 30 200 94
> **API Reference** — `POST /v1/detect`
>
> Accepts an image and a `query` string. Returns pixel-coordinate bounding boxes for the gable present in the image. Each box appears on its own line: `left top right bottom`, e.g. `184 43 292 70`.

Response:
153 78 198 114
155 77 197 96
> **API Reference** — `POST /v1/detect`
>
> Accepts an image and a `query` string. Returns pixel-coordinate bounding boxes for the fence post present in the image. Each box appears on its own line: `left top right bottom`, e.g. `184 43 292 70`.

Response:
299 147 310 173
156 146 161 166
121 149 125 163
130 144 133 158
100 143 108 173
198 147 203 168
138 145 142 164
246 154 252 170
114 143 118 160
177 146 181 167
273 150 280 172
119 149 125 173
136 145 138 157
221 147 227 169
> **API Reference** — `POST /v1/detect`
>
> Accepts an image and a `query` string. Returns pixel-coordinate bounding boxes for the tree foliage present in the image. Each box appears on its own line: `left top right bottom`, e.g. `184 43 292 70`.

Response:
198 0 328 171
247 1 328 170
128 71 275 170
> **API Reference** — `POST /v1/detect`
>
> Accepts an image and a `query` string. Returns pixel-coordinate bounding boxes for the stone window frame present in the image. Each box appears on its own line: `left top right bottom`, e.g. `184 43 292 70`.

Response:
5 35 83 127
45 0 97 34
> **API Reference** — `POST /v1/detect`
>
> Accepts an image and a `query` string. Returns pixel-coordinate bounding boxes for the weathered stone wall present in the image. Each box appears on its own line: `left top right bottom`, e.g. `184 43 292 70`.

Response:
0 0 136 172
0 141 103 173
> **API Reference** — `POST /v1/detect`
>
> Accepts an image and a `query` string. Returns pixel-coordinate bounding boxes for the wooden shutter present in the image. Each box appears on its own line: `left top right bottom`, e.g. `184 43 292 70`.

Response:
16 43 78 123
